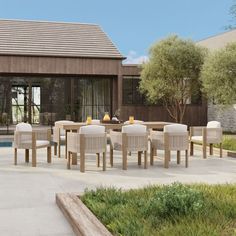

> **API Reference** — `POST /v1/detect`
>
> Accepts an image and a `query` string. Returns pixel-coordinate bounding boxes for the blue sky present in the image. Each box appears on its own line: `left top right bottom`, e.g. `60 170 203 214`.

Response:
0 0 234 62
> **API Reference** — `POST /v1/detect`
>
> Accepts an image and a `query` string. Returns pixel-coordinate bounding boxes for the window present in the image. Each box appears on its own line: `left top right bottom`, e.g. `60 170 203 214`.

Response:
11 86 41 124
75 78 111 121
190 91 202 105
122 76 145 105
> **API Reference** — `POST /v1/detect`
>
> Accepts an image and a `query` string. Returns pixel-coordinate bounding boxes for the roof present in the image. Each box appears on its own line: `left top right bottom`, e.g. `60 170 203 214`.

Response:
0 19 124 59
197 29 236 50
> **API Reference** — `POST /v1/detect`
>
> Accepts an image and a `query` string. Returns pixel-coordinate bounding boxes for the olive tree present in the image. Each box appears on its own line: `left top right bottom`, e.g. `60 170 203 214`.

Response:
140 35 206 123
201 43 236 104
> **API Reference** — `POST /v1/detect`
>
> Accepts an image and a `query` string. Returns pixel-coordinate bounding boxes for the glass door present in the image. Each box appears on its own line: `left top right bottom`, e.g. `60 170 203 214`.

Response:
11 86 41 124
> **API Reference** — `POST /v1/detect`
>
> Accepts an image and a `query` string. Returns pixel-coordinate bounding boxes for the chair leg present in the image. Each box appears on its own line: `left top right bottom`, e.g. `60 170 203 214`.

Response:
122 148 127 170
209 144 213 155
96 153 100 167
185 150 188 168
164 150 170 168
220 143 222 158
138 151 142 166
54 143 57 156
80 152 85 173
72 153 77 165
47 146 51 163
177 150 180 164
58 141 61 158
32 148 36 167
150 146 154 166
67 151 71 169
14 148 17 165
144 150 147 169
154 148 157 156
103 152 106 171
190 142 194 156
110 144 113 167
25 149 29 163
203 143 207 159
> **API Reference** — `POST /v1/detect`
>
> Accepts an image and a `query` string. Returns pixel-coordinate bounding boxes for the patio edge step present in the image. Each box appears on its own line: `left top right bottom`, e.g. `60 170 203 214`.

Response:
56 193 112 236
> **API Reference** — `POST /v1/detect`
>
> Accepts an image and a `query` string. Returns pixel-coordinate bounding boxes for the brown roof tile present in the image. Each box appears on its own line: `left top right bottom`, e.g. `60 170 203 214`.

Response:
0 19 124 59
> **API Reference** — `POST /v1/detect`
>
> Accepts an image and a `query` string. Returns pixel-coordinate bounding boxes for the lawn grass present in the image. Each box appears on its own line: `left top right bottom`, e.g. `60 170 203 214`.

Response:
81 183 236 236
215 135 236 151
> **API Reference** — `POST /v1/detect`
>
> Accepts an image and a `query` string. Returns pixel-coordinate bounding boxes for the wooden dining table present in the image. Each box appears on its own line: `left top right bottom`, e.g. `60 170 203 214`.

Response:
59 121 173 167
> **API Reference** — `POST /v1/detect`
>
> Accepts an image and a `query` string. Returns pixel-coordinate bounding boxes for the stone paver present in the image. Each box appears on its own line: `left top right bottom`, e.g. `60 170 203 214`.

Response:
0 146 235 235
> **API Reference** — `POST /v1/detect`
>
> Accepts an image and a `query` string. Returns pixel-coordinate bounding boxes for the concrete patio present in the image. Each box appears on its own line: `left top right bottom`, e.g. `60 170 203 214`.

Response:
0 146 235 236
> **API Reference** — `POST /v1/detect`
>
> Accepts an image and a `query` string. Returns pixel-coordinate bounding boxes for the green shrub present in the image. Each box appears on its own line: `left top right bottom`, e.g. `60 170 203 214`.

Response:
145 182 204 218
82 184 236 236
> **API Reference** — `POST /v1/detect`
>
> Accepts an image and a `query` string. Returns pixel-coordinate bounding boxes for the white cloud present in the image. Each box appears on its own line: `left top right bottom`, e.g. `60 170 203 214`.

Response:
124 50 148 64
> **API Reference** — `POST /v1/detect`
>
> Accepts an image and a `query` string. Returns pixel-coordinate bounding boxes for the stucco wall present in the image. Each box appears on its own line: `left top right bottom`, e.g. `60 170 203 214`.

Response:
208 104 236 133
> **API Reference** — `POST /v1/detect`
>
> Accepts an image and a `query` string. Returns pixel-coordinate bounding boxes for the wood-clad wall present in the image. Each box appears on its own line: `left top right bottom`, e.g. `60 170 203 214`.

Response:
122 64 141 75
121 104 207 127
0 55 121 75
0 55 207 126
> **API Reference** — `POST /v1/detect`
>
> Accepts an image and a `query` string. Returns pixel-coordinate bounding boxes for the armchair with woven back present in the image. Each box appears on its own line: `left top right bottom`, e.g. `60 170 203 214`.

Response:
13 122 51 167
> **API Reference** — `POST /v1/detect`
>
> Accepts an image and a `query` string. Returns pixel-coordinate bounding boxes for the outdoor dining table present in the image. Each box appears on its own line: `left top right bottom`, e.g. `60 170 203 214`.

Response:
59 121 173 167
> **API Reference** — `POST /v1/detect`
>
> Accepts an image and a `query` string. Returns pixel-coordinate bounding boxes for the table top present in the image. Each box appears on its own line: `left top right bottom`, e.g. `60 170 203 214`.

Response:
60 121 173 130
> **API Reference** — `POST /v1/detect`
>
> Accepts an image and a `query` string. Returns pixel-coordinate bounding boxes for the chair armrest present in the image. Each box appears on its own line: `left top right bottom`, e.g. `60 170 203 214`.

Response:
204 127 223 143
150 130 163 141
52 127 60 142
34 129 51 141
110 130 122 146
190 126 205 137
122 132 149 151
67 132 79 153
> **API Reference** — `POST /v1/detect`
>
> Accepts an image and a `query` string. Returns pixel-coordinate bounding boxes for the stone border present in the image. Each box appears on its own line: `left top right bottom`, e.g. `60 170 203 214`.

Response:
193 143 235 158
56 193 112 236
228 151 236 158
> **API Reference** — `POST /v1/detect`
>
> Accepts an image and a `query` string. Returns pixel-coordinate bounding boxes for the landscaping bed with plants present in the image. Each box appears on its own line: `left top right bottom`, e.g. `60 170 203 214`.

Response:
81 183 236 236
215 135 236 152
215 135 236 157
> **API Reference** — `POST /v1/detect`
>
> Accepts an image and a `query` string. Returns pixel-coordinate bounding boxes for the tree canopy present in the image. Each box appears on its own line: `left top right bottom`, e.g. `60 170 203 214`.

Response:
201 43 236 105
226 2 236 29
139 35 206 123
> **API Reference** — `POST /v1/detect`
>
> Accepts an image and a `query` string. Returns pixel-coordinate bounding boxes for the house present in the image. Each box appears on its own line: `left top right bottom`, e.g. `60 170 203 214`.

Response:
197 29 236 132
0 19 206 126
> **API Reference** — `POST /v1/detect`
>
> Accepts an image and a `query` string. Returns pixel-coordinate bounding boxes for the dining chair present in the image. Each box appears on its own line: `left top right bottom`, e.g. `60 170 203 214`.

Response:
110 124 148 170
67 125 107 172
13 122 51 167
53 120 74 158
150 124 189 168
190 121 223 158
123 120 144 155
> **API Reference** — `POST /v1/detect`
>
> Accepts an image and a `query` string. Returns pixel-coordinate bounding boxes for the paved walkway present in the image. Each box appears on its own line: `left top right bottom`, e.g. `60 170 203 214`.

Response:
0 146 235 235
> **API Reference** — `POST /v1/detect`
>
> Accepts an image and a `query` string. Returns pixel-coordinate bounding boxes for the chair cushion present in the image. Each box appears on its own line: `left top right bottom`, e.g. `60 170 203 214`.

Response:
207 121 221 128
79 125 105 134
122 124 146 133
150 131 164 149
36 140 50 147
124 120 144 125
191 136 203 142
91 119 100 125
16 123 32 132
54 120 74 125
164 124 187 132
21 140 50 148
